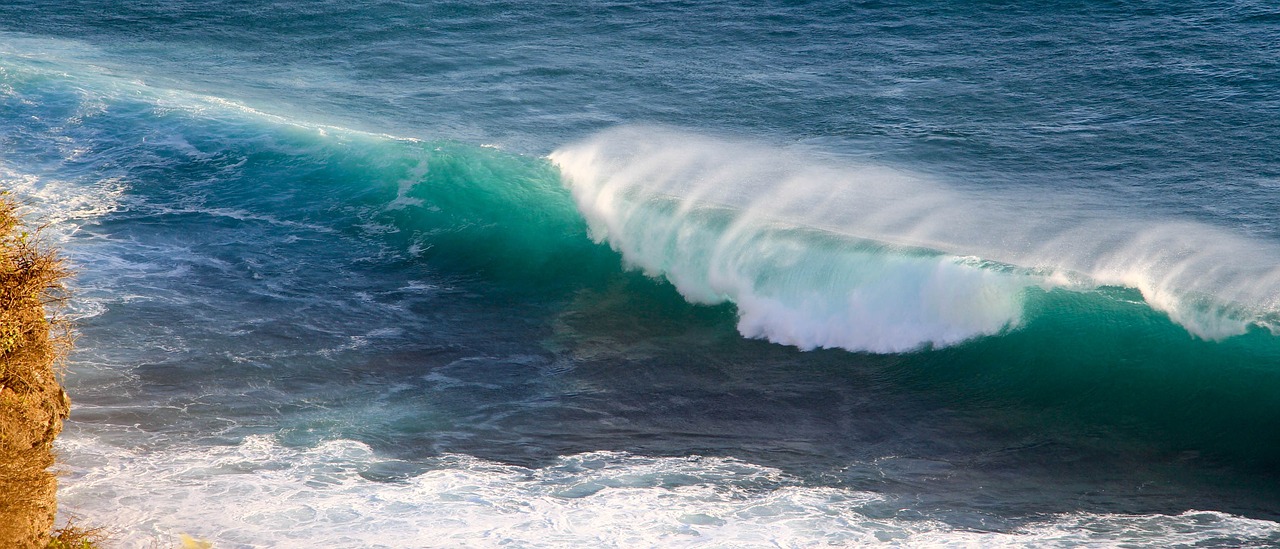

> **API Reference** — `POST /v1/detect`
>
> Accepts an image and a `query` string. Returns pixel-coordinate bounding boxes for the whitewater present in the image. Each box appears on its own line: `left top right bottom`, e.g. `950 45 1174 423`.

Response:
3 0 1280 546
552 126 1280 350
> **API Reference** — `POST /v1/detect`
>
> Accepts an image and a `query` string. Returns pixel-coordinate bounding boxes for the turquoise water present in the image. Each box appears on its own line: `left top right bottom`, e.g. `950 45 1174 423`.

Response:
3 1 1280 546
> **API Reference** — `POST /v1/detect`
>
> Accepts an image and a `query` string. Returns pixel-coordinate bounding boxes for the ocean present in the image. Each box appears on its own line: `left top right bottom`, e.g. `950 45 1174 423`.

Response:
2 1 1280 546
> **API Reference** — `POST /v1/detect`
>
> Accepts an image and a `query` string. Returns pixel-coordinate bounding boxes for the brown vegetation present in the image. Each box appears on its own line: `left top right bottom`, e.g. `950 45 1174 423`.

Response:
46 518 109 549
0 194 73 548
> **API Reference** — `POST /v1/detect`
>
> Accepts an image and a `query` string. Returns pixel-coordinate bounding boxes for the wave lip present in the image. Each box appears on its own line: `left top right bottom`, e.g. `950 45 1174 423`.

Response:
551 127 1041 353
551 126 1280 352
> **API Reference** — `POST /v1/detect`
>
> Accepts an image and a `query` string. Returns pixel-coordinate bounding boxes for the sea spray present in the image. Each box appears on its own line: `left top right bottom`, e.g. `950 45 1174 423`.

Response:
551 126 1280 346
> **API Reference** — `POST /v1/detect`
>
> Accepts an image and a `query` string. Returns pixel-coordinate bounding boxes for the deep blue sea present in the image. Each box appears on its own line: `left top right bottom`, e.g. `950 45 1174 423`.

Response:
3 1 1280 546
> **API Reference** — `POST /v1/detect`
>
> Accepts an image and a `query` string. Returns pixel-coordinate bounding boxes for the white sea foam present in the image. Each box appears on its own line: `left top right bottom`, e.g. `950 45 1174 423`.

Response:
0 165 126 234
55 434 1280 548
0 164 131 321
551 126 1280 350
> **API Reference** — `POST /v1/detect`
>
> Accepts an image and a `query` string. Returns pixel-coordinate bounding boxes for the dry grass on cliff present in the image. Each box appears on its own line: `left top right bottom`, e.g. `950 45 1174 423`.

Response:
46 518 109 549
0 193 75 548
0 194 72 398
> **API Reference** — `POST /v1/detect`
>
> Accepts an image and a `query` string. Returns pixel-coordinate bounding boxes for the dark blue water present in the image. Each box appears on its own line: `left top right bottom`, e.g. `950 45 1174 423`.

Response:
3 1 1280 546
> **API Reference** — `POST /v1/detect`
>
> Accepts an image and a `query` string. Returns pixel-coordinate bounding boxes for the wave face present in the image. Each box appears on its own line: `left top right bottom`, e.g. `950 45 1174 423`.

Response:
545 128 1280 469
553 126 1280 351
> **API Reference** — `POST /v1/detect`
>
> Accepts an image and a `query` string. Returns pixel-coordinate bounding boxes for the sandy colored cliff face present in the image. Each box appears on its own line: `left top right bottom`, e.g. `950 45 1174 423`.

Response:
0 197 71 548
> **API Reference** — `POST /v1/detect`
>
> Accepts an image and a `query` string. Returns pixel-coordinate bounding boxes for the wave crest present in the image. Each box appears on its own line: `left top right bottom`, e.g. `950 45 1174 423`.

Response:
551 126 1280 351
